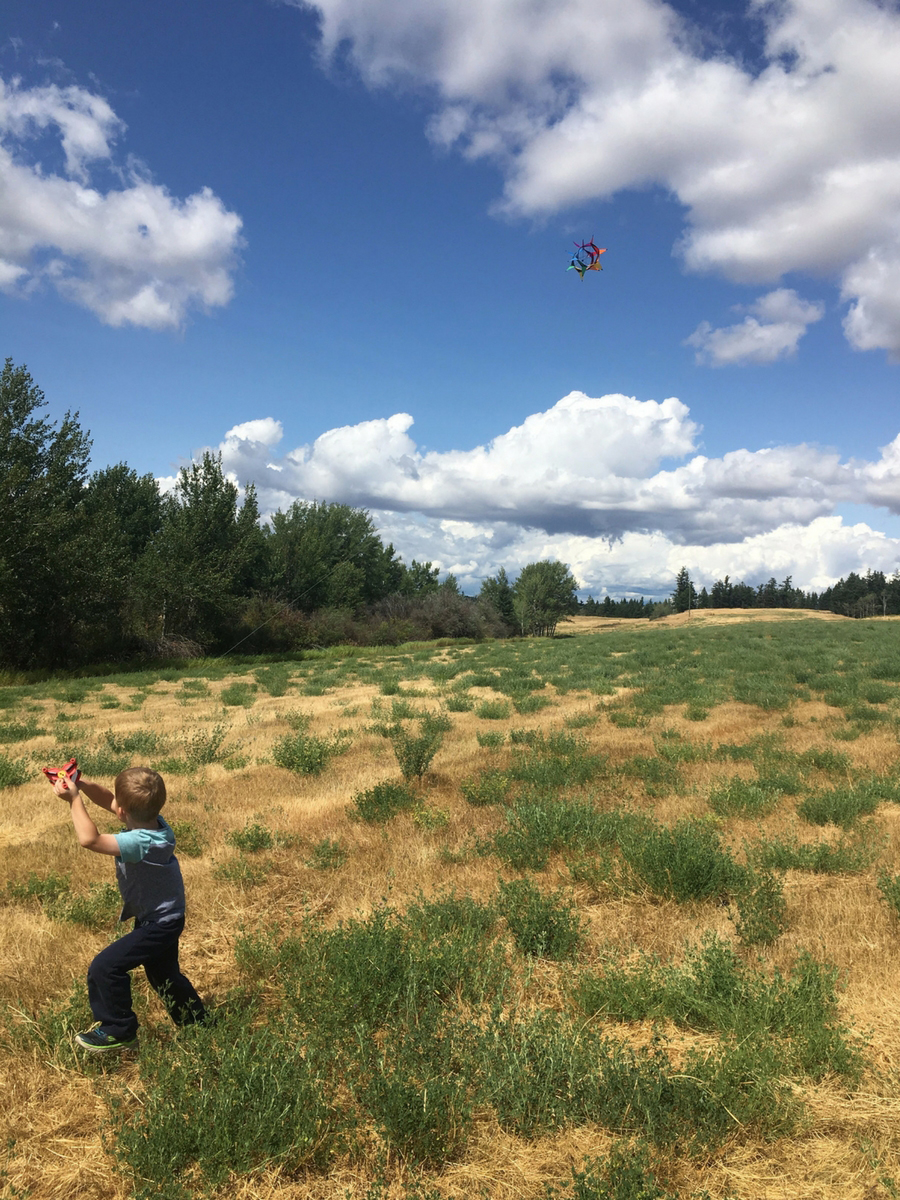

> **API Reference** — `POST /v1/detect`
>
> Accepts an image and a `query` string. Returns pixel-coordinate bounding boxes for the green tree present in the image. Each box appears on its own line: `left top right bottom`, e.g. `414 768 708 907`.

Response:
398 559 441 597
671 566 697 614
512 560 577 636
268 500 403 612
138 452 267 648
0 360 95 668
479 567 515 627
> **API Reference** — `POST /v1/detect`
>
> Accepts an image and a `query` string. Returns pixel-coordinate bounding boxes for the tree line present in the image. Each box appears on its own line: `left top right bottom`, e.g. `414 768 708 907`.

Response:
582 565 900 620
4 360 895 671
0 361 579 669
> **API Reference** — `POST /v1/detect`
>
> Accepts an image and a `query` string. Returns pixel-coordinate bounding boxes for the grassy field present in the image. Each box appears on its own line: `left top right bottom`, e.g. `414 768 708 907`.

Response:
4 611 900 1199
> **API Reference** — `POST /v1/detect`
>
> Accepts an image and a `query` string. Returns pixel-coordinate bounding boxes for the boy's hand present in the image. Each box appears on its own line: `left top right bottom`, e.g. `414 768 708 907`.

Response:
52 776 80 802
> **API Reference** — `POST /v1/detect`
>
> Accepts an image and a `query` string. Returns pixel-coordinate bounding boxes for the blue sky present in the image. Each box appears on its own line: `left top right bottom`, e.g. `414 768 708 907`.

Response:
3 0 900 597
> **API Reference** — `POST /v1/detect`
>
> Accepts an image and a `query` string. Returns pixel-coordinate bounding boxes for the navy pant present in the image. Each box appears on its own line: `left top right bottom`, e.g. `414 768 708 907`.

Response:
87 916 206 1040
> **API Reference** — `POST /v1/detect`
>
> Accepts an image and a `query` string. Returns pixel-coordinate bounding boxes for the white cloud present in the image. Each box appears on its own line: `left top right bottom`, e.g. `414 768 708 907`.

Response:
190 388 900 587
0 75 242 329
686 288 825 366
294 0 900 355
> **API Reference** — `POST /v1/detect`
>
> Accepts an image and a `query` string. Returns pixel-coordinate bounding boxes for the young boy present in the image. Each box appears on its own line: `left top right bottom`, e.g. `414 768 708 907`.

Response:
49 765 206 1051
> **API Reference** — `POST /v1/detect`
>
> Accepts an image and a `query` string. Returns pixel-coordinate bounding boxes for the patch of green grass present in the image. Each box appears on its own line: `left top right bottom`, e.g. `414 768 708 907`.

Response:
272 729 351 775
798 786 881 828
226 821 275 853
46 882 120 930
543 1143 677 1200
475 699 511 720
476 730 505 749
254 665 292 697
349 779 417 823
0 752 30 788
0 718 44 742
617 817 746 903
220 681 258 708
573 933 861 1082
305 838 347 870
460 769 510 807
708 777 781 817
621 755 681 797
213 856 273 887
5 870 71 907
182 723 230 768
747 827 880 874
170 820 205 858
498 877 584 960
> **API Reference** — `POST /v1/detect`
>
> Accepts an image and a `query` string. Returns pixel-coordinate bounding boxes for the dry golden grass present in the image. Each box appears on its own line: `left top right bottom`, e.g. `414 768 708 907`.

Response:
4 623 900 1199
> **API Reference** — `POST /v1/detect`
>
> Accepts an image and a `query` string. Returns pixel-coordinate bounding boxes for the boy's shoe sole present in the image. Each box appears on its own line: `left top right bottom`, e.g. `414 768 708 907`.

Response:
75 1028 138 1052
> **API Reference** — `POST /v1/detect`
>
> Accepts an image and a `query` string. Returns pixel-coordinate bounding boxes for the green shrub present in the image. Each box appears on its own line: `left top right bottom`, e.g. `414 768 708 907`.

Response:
305 838 347 870
798 747 850 773
543 1143 677 1200
112 1012 336 1197
350 779 417 823
0 719 44 743
254 665 292 697
747 828 880 874
46 882 120 930
476 699 511 720
182 723 229 768
445 692 474 712
273 729 350 775
170 820 205 858
477 730 505 749
225 821 274 853
621 755 681 796
618 817 745 903
213 856 273 887
877 872 900 922
798 787 881 828
220 681 257 708
5 870 71 906
460 769 509 807
573 933 861 1082
102 728 163 755
708 777 780 817
498 877 584 960
731 869 787 945
489 798 613 871
0 752 29 789
390 716 444 780
512 693 553 715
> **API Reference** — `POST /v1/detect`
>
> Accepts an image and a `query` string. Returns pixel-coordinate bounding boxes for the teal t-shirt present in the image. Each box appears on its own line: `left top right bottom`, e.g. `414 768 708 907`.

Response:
113 817 185 923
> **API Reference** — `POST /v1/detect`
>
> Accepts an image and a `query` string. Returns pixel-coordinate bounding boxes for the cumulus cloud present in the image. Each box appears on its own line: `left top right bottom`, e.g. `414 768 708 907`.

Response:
189 388 900 585
293 0 900 355
0 75 242 329
686 288 825 366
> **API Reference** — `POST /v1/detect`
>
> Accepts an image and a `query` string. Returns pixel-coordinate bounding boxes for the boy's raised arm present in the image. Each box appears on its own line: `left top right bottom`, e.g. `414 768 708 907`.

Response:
77 778 116 813
50 777 121 857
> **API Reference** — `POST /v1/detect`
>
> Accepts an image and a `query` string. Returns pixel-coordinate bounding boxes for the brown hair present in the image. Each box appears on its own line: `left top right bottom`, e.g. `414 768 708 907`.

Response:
114 767 166 822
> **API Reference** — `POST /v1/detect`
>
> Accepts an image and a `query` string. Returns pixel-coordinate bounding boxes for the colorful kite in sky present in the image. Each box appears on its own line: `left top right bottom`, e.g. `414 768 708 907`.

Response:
567 239 606 279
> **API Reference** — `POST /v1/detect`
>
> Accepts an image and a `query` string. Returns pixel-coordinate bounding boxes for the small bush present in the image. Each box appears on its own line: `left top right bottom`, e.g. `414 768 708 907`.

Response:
0 719 44 743
708 778 780 817
477 730 505 749
390 717 444 780
460 769 509 807
305 838 347 870
183 723 229 768
226 821 274 853
543 1143 676 1200
445 693 474 712
476 699 511 720
498 877 584 960
748 827 880 874
618 817 745 903
46 882 120 930
170 820 205 858
220 681 257 708
513 693 553 715
254 665 292 697
0 752 30 789
112 1012 336 1196
273 729 351 775
798 787 881 828
5 870 71 907
731 869 788 945
213 856 273 887
350 780 417 823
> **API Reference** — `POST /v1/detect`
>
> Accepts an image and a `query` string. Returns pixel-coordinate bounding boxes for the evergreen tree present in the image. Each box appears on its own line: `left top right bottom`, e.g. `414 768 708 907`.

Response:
671 567 697 614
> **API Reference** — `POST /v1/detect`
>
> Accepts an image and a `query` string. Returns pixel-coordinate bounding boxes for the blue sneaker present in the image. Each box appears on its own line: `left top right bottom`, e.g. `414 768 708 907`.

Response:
75 1026 137 1052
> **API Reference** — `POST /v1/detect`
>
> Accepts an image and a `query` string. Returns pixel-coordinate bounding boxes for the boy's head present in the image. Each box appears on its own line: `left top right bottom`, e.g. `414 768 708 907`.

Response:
114 767 166 822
